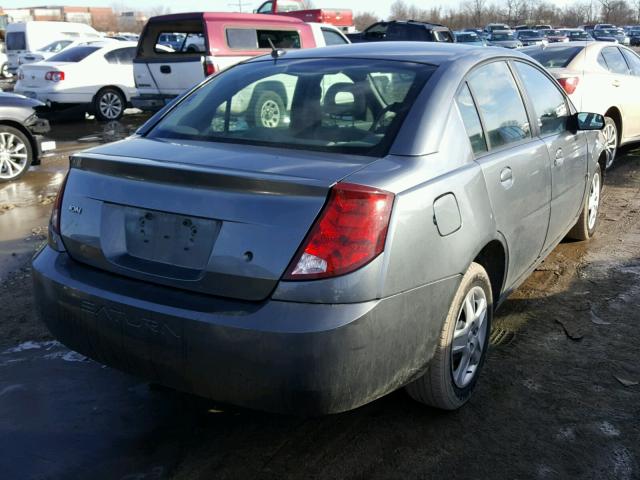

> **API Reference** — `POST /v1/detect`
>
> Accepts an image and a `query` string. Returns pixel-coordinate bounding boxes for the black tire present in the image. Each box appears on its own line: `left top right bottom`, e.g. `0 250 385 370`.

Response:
93 87 126 121
0 125 33 183
250 90 285 129
406 262 493 410
0 63 10 79
567 163 602 241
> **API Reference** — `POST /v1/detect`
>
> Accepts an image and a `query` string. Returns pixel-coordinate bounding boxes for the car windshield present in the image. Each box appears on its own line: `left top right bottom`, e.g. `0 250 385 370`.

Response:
545 30 563 36
456 33 480 42
47 45 100 62
567 31 588 38
519 30 543 38
521 45 584 67
147 58 434 157
601 29 619 35
492 32 515 40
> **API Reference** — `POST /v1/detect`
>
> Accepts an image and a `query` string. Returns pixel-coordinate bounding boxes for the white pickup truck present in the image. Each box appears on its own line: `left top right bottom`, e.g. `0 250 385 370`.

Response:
132 12 349 112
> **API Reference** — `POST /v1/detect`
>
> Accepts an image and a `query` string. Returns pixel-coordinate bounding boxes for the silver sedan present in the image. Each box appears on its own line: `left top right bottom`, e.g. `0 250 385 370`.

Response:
33 43 607 415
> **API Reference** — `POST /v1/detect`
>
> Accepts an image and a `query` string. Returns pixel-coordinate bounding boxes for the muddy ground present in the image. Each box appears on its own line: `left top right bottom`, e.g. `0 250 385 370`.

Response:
0 114 639 480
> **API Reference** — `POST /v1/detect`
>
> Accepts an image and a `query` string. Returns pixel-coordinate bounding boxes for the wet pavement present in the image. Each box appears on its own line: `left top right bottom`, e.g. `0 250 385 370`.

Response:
0 114 639 479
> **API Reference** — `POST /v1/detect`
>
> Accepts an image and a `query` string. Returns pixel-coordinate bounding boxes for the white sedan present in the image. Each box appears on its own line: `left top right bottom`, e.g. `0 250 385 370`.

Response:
17 37 108 69
15 41 137 121
522 42 640 168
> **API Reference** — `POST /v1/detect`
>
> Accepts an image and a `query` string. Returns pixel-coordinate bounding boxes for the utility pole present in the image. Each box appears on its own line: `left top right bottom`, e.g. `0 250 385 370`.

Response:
228 0 248 13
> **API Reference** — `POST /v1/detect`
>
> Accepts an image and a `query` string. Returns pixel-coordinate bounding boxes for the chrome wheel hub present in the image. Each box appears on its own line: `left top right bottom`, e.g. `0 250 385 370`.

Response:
451 286 488 388
0 132 28 180
588 171 600 230
603 122 617 169
99 92 123 120
260 100 281 128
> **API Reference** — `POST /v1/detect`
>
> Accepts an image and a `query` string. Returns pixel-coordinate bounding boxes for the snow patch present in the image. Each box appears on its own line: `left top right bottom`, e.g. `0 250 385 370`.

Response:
3 340 61 354
599 421 621 437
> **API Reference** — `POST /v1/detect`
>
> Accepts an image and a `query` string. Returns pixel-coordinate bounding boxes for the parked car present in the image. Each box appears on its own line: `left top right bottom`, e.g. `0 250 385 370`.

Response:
33 42 606 415
522 42 640 167
486 30 522 48
533 24 552 30
6 21 101 75
544 29 569 43
255 0 354 30
614 28 631 45
594 23 616 30
15 41 137 121
454 31 485 46
484 23 510 33
16 37 108 69
515 29 547 46
347 20 455 43
592 29 619 42
0 92 55 182
563 29 593 42
132 13 322 112
629 29 640 46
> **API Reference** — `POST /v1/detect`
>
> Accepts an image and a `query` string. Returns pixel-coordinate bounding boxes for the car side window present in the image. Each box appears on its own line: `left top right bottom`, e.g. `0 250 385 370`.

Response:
321 28 347 46
621 48 640 76
105 48 136 65
597 52 609 69
456 83 487 155
513 62 569 136
601 47 629 75
467 61 531 150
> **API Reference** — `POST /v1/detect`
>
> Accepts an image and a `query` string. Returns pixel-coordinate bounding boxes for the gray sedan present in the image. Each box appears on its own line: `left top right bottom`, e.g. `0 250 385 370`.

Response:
33 43 607 415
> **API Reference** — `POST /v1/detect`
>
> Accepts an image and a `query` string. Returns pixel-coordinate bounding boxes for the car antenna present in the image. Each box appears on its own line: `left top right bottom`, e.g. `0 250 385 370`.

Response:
268 38 285 59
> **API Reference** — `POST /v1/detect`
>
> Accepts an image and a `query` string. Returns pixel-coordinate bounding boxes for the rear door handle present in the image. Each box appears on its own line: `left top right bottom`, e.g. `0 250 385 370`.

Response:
500 167 513 188
612 79 621 87
554 148 564 167
160 65 171 74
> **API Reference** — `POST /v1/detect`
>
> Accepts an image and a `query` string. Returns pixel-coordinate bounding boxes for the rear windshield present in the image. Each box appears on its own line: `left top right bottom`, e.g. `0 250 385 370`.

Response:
491 32 515 40
519 30 543 38
48 45 100 62
521 46 583 68
456 33 480 42
147 58 433 156
6 32 26 51
226 28 301 50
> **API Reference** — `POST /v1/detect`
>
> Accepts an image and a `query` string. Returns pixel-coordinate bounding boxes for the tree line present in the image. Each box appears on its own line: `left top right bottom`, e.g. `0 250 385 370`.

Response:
354 0 640 31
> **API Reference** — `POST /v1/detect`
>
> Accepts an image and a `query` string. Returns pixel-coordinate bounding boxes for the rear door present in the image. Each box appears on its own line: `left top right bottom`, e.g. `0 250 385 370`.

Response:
619 47 640 140
465 60 551 287
599 46 634 138
512 61 587 249
104 47 137 98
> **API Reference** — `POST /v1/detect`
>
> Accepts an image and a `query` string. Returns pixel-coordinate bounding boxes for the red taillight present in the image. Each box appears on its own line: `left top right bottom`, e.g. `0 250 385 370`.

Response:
558 76 579 94
284 183 395 280
44 71 65 82
50 172 69 235
204 59 217 76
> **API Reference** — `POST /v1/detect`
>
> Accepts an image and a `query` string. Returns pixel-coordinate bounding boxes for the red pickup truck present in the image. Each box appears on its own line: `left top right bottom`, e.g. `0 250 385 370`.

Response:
255 0 353 28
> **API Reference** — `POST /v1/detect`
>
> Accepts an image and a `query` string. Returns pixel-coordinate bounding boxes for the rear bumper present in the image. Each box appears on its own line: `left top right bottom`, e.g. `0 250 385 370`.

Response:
131 94 177 112
32 246 457 415
14 88 92 105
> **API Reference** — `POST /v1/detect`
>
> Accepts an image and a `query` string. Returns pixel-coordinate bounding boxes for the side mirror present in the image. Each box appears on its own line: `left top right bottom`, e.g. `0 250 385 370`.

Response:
569 112 605 131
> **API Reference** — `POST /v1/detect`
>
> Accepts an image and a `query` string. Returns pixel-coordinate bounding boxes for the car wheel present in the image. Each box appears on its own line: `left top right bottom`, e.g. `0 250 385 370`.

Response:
94 88 125 121
405 262 492 410
567 163 602 241
602 117 617 169
0 125 33 183
252 91 285 129
0 63 10 79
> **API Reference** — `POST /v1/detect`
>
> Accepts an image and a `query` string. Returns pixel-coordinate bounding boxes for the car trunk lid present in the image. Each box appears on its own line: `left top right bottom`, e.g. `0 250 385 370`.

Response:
59 137 376 301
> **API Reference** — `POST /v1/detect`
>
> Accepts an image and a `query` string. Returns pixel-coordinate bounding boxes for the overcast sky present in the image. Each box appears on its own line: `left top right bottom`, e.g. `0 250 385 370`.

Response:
9 0 576 19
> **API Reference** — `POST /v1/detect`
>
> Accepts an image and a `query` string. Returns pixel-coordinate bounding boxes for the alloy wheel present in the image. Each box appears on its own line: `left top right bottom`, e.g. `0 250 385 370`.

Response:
588 171 601 230
99 92 123 120
0 132 29 180
451 286 488 388
603 121 617 169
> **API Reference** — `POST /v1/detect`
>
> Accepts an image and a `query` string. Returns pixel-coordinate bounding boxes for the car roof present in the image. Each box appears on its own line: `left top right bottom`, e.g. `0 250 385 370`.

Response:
246 41 531 68
147 11 304 25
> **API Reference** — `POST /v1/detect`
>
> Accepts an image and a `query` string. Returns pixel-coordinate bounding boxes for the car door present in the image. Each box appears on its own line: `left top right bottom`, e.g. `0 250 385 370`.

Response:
104 47 137 98
619 47 640 140
464 61 551 287
599 46 634 138
512 61 588 249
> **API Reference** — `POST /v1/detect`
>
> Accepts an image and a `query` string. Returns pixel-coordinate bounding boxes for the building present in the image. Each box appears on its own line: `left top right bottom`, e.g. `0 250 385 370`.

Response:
2 5 121 31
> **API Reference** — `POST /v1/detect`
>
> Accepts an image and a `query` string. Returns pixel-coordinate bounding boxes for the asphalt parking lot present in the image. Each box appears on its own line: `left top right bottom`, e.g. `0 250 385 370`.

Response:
1 111 639 479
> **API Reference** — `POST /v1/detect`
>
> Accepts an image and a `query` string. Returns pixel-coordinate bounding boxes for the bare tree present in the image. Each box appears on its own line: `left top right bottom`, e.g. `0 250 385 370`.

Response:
353 11 379 31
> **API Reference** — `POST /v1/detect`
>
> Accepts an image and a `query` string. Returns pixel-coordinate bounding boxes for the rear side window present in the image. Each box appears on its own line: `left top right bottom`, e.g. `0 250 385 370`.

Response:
226 28 301 49
521 45 583 68
47 46 100 62
601 47 629 75
104 47 136 65
468 61 531 149
321 28 348 46
434 30 454 42
39 40 73 53
456 84 487 155
6 32 26 50
387 25 430 41
621 48 640 76
514 62 568 136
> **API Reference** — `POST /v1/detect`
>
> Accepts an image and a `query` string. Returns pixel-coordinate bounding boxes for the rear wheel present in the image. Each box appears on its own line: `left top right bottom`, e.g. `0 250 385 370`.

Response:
0 126 33 183
251 91 285 129
602 116 617 169
567 163 602 241
94 88 125 121
406 262 492 410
